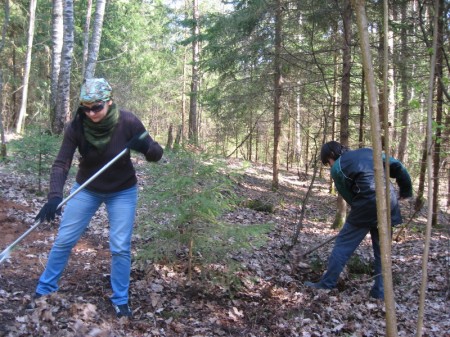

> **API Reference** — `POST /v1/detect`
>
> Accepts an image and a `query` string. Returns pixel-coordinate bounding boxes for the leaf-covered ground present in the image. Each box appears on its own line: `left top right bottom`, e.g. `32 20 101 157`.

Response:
0 159 449 337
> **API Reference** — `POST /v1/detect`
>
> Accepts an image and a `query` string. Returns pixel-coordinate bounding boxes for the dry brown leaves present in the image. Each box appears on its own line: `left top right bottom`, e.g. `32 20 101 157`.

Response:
0 163 449 337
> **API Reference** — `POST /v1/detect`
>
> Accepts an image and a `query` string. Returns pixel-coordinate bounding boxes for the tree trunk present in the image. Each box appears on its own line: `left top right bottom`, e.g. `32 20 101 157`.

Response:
416 139 427 211
15 0 37 134
81 0 93 80
294 82 302 167
0 0 9 158
84 0 107 79
382 0 392 231
50 0 63 132
352 1 399 335
333 0 352 229
54 0 75 134
416 1 439 335
272 0 283 190
11 36 17 128
188 0 199 145
166 123 174 150
431 0 443 227
358 69 365 147
328 24 338 187
0 68 5 158
444 114 450 208
397 1 409 163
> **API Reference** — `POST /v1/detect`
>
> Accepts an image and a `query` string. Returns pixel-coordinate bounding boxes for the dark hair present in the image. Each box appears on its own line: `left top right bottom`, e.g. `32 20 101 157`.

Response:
320 141 349 165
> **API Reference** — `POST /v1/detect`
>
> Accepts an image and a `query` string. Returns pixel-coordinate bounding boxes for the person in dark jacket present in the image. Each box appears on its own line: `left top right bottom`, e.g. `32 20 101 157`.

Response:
305 141 412 299
34 78 163 318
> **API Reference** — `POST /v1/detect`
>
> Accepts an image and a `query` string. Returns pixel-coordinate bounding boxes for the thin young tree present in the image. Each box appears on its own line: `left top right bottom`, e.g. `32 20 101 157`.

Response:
416 1 439 334
188 0 200 145
382 0 392 232
0 0 9 157
431 0 444 227
352 0 398 335
180 0 190 144
272 0 283 190
84 0 107 79
15 0 37 134
396 1 410 163
81 0 93 80
333 0 352 229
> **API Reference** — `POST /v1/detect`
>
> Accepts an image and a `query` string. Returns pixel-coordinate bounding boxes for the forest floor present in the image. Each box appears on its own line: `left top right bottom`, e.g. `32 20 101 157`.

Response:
0 158 449 337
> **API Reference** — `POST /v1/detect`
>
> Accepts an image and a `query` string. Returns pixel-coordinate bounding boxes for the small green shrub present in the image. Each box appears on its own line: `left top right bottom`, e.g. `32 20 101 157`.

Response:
347 255 372 275
308 254 325 273
5 127 62 193
136 148 274 283
243 198 275 213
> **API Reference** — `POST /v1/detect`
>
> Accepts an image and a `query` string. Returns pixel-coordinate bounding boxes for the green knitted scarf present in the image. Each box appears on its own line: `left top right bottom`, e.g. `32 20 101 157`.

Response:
83 103 119 152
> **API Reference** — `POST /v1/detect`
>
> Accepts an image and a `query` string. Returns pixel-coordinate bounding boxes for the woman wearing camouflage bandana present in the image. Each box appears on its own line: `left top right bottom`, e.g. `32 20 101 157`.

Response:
34 78 163 318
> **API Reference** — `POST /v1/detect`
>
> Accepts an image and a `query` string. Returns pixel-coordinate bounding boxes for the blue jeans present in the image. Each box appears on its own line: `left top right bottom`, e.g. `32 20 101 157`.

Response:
36 183 138 305
319 222 383 298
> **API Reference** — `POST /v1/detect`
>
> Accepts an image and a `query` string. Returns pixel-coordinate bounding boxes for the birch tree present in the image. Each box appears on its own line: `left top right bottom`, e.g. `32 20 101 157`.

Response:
81 0 93 80
50 0 63 131
84 0 107 79
15 0 37 134
54 0 74 134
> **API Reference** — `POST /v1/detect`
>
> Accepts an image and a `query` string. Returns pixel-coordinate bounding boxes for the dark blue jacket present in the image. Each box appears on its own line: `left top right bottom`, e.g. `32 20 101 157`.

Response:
331 148 412 227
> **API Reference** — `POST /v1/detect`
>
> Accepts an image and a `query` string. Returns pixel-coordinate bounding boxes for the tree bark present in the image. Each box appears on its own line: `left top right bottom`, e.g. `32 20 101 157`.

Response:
50 0 63 132
352 1 399 335
81 0 93 80
416 0 439 334
272 0 283 190
294 82 302 167
188 0 200 145
431 0 443 227
397 1 409 163
382 0 392 231
333 0 352 229
84 0 106 79
444 113 450 208
15 0 37 134
54 0 75 134
416 139 427 211
0 0 9 157
358 69 365 147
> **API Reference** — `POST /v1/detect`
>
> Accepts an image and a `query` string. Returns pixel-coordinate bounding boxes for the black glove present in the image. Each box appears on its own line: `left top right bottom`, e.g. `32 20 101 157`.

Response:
126 132 150 154
35 197 62 222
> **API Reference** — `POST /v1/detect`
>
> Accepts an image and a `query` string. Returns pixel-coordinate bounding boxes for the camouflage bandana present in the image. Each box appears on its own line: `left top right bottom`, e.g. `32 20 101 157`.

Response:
79 78 113 103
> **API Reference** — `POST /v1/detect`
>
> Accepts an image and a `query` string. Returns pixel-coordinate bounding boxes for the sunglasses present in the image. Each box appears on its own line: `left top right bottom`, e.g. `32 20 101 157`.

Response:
79 102 105 114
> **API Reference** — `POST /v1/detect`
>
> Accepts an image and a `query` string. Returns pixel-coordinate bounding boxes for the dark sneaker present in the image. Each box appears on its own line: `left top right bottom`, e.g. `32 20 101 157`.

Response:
112 303 132 318
369 288 384 300
304 281 330 290
26 293 43 310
